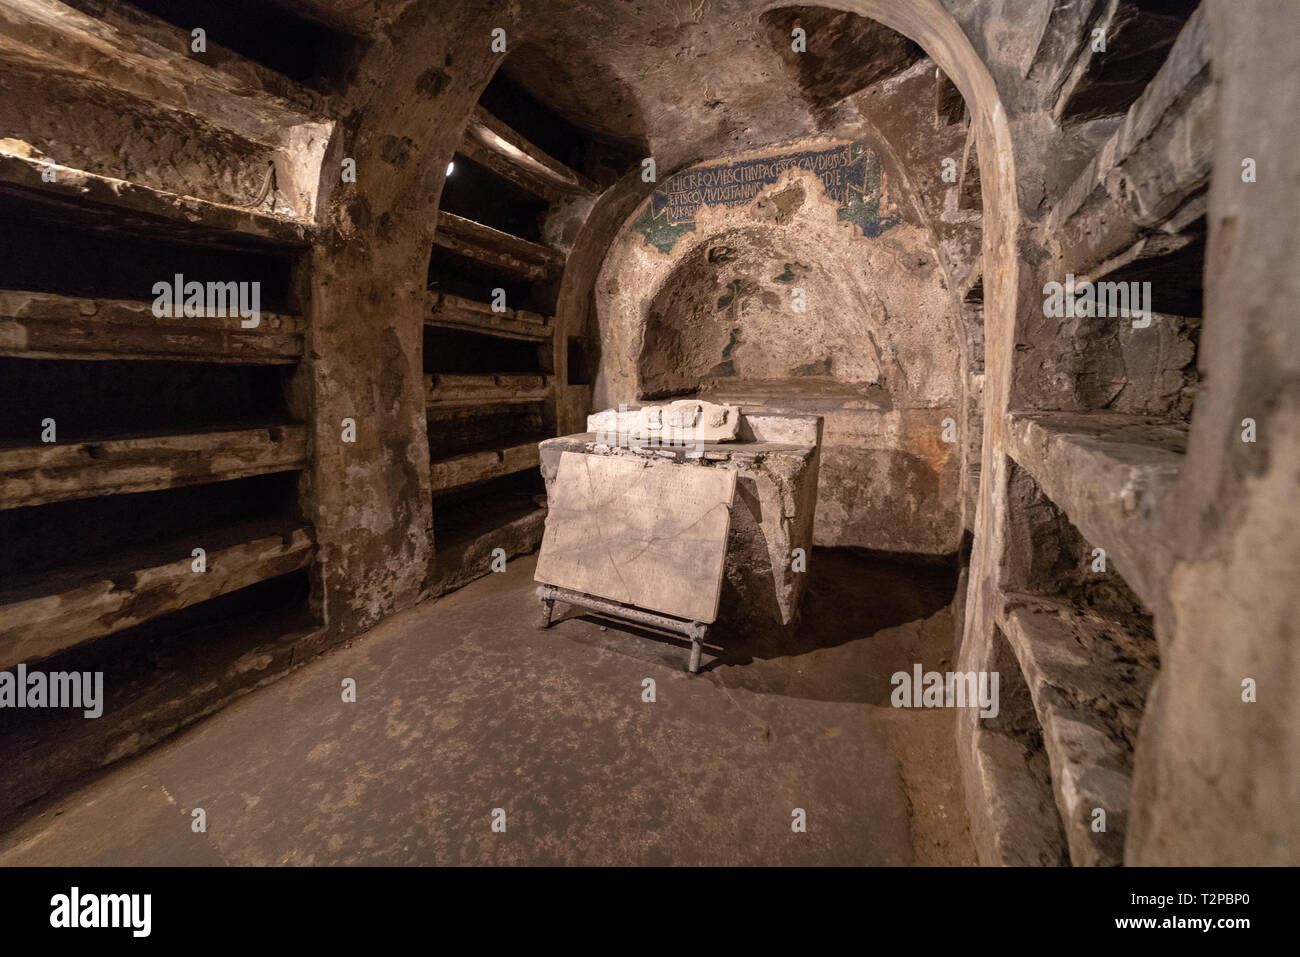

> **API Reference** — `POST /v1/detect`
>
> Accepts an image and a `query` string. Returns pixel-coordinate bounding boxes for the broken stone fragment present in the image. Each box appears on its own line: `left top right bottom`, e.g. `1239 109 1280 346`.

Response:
587 400 742 445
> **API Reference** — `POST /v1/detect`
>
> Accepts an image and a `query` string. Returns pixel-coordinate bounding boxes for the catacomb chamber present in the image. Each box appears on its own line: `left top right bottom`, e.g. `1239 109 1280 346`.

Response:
0 0 1294 868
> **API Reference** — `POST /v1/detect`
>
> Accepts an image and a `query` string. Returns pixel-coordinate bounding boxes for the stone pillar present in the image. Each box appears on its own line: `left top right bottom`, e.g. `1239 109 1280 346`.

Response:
1126 0 1300 865
297 3 508 636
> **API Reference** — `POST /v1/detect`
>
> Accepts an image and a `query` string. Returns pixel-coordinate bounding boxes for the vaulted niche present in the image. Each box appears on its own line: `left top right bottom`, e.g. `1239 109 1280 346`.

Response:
638 227 894 403
621 143 966 555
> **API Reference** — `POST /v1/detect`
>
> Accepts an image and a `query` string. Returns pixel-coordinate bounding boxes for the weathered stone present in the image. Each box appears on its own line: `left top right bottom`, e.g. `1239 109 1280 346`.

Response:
541 413 821 630
1004 411 1186 620
0 522 315 669
586 400 741 445
998 593 1159 866
536 451 737 622
0 426 308 510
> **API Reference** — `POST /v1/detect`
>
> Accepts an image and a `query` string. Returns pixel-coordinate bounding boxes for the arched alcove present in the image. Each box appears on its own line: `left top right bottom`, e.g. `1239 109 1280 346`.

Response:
608 146 967 553
638 225 927 401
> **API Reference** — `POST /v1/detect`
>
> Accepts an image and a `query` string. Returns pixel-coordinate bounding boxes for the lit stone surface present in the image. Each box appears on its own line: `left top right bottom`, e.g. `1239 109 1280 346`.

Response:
535 451 736 623
541 413 822 630
586 400 742 445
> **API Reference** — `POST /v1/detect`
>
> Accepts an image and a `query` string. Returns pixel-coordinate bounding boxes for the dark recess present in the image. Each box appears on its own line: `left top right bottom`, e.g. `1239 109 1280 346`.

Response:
84 0 366 93
433 469 545 545
0 569 316 826
1057 0 1201 123
0 471 304 580
427 244 556 315
422 326 546 376
440 153 549 242
567 336 591 385
0 193 296 310
0 357 294 443
426 404 546 461
1106 222 1205 319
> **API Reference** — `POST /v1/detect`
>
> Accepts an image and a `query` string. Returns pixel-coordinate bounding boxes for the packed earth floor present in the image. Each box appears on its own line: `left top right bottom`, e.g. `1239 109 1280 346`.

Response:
0 550 974 866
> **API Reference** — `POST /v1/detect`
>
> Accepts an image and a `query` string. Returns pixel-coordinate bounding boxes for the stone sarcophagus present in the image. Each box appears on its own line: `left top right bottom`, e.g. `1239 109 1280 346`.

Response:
539 404 822 633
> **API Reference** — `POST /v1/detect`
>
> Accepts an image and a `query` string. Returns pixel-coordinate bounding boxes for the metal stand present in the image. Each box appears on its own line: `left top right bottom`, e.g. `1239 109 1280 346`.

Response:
536 584 711 673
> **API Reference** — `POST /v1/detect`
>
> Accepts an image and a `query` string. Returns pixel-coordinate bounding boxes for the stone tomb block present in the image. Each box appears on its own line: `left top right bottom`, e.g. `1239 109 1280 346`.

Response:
540 412 822 631
587 399 741 445
535 452 737 623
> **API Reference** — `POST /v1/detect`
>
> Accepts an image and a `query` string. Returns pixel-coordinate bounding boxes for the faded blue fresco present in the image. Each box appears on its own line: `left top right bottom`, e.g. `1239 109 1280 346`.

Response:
633 141 899 253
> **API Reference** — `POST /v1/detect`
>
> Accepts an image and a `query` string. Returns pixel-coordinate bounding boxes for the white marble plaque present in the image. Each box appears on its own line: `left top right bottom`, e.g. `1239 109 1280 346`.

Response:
535 451 737 622
587 400 741 444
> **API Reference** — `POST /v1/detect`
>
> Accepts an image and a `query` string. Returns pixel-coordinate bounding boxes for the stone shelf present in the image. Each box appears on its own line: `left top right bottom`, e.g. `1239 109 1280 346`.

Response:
0 595 324 823
1079 232 1202 286
430 502 546 597
0 0 337 227
0 519 315 670
1004 411 1185 612
0 152 314 248
0 289 304 363
459 106 598 201
1048 4 1210 277
425 292 553 341
429 436 545 493
425 372 552 408
1050 0 1200 123
0 0 329 123
433 211 565 282
0 423 308 509
996 590 1159 866
700 377 891 410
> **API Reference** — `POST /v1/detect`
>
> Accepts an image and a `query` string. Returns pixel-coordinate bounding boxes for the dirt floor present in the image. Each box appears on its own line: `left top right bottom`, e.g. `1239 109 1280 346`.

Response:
0 549 976 865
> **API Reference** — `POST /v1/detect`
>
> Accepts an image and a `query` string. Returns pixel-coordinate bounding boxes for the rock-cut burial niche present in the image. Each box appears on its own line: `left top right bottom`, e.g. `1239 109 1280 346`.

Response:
631 213 964 554
637 226 887 401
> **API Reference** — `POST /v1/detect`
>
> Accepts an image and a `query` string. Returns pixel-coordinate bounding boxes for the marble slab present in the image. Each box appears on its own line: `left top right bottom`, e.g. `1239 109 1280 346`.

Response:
535 451 737 623
587 400 741 445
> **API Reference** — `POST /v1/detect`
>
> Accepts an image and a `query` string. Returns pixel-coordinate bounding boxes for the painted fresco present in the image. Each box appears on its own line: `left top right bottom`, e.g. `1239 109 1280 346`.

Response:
633 142 900 253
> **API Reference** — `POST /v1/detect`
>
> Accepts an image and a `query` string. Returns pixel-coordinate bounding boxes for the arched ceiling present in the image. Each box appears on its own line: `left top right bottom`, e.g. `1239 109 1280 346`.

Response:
499 1 926 169
276 0 929 171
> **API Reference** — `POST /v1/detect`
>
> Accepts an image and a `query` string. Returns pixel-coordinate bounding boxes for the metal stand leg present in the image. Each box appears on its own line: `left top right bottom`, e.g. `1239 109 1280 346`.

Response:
687 622 708 674
535 584 715 673
537 585 557 630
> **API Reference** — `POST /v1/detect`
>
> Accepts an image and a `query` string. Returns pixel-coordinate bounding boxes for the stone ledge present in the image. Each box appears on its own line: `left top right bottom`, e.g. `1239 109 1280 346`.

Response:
998 591 1159 866
0 521 315 668
1005 411 1185 616
540 419 821 630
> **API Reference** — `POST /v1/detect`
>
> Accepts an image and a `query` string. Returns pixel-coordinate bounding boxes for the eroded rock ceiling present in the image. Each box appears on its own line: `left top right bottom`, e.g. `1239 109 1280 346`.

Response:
280 0 927 169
